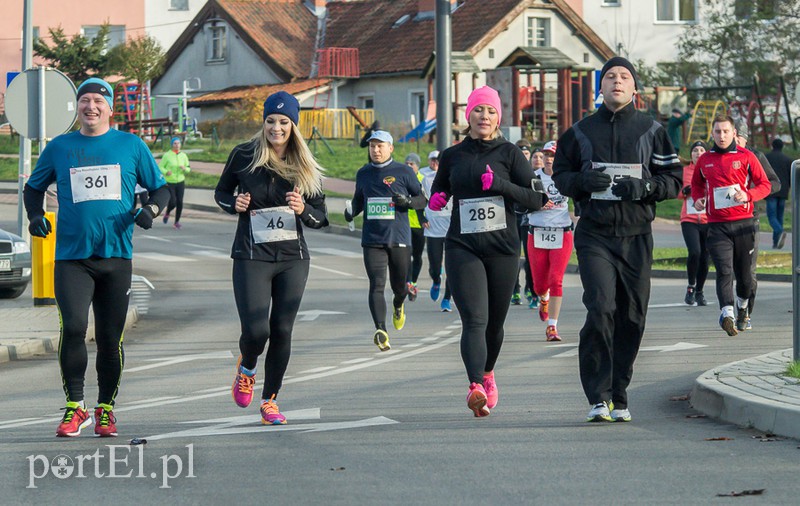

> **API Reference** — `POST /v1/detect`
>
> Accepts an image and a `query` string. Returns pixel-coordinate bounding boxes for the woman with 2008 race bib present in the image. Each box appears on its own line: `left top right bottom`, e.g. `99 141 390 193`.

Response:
429 86 548 417
214 91 328 425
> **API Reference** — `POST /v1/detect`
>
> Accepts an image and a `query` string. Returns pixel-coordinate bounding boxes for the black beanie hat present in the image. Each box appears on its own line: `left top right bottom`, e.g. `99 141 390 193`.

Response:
599 56 639 90
689 140 707 151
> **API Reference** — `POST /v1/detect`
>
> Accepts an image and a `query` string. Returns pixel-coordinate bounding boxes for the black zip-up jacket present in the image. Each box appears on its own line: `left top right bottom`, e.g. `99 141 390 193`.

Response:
552 102 682 237
431 135 547 256
214 141 328 261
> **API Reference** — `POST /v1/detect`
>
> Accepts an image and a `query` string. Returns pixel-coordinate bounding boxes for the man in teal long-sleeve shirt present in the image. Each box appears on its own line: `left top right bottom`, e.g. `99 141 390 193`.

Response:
667 108 691 152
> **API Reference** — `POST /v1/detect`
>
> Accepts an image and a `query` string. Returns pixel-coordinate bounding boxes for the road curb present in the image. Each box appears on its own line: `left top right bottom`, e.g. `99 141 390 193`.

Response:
690 349 800 440
0 305 139 365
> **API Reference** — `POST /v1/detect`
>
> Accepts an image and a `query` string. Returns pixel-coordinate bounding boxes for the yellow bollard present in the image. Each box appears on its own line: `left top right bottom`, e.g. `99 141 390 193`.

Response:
32 211 56 307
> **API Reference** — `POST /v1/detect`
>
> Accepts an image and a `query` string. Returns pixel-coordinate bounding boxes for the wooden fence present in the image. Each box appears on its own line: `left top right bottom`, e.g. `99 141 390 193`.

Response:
299 108 374 139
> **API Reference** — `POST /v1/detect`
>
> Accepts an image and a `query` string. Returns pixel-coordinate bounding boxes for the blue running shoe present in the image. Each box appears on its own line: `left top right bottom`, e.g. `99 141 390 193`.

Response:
430 283 440 301
528 293 539 310
441 299 452 312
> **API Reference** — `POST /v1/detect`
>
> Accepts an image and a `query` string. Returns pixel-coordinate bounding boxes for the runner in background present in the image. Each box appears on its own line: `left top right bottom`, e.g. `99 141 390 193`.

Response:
404 152 426 301
420 150 454 311
527 141 573 342
679 140 709 306
511 138 536 308
217 91 328 425
159 136 191 229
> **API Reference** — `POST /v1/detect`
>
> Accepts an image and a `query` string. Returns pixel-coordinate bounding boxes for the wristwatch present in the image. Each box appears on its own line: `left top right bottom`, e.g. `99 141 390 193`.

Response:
146 204 160 216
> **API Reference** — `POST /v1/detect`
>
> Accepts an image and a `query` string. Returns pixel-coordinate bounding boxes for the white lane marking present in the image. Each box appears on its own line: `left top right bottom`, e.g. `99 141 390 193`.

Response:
148 416 398 441
310 264 366 279
401 343 423 348
650 303 694 308
296 310 347 321
185 242 225 250
446 325 461 330
434 331 452 337
192 250 231 259
340 357 373 365
640 342 708 352
0 338 458 430
421 336 439 342
135 252 196 262
297 366 337 374
308 247 362 258
125 350 234 373
138 235 172 242
180 408 321 425
124 396 179 405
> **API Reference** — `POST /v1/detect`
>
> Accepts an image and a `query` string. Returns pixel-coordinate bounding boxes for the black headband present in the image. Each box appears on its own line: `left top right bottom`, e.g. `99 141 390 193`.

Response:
77 82 112 100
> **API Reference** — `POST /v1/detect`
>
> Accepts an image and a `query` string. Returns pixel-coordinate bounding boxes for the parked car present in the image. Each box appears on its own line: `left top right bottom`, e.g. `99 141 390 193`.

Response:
0 227 32 299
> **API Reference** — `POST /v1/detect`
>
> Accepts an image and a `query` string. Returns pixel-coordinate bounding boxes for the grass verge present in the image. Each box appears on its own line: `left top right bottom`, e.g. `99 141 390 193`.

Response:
785 361 800 379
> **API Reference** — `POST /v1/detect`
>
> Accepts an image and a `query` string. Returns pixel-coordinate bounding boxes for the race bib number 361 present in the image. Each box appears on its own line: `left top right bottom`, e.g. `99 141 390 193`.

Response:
459 196 506 234
69 164 122 203
250 207 298 243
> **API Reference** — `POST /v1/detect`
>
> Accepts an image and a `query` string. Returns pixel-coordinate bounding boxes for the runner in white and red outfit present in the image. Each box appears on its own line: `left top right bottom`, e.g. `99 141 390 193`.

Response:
527 141 573 342
678 140 709 306
690 114 771 336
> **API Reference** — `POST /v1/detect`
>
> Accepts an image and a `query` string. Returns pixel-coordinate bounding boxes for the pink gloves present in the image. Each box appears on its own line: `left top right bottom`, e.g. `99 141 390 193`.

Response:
429 192 448 211
481 165 494 191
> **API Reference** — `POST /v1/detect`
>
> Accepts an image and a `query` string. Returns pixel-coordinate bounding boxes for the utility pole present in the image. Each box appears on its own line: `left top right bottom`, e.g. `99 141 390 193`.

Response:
435 0 452 151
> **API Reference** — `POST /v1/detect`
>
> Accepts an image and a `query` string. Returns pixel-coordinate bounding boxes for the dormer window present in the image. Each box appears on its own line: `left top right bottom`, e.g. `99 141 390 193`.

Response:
206 20 227 63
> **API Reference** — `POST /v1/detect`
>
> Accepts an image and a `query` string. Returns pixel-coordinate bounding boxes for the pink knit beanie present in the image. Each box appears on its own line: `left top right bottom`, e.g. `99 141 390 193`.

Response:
465 86 502 125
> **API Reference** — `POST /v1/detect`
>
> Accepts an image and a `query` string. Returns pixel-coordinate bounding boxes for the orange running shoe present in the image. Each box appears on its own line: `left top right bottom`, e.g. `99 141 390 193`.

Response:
546 325 561 342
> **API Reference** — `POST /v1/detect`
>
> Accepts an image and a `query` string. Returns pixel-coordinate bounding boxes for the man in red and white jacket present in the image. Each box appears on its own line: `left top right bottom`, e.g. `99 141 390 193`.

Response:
691 114 772 336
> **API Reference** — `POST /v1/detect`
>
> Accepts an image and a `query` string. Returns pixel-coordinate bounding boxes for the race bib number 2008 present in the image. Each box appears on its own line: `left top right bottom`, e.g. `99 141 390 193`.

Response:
69 164 122 203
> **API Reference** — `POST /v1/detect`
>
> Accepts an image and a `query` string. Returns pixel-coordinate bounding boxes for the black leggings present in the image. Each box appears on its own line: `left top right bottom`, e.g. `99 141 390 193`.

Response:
408 227 425 283
515 223 532 294
680 222 709 291
55 258 132 406
233 258 309 399
446 248 518 384
363 245 409 330
165 181 186 223
426 237 452 299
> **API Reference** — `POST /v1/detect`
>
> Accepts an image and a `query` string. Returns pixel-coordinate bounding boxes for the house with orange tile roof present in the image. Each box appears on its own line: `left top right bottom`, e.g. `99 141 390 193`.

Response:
152 0 613 137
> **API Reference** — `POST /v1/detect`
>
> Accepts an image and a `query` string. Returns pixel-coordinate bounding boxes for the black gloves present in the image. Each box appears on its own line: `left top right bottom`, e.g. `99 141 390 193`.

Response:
133 204 158 230
392 193 413 210
612 178 654 201
579 169 612 193
344 208 354 222
28 215 52 238
682 185 691 197
531 178 545 193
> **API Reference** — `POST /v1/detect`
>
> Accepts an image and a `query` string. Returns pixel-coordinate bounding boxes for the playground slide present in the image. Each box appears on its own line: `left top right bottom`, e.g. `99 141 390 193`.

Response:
399 118 437 143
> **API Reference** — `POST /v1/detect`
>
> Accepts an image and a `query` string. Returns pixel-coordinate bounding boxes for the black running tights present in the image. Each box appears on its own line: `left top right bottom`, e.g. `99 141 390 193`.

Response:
363 245 409 330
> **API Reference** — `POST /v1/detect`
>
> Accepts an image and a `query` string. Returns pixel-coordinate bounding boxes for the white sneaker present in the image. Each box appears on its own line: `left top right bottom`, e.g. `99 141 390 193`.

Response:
586 401 612 422
611 407 632 422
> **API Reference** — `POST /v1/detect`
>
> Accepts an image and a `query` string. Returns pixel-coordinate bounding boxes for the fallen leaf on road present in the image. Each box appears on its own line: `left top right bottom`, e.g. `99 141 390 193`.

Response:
752 433 782 442
669 395 689 401
705 437 734 441
716 489 765 497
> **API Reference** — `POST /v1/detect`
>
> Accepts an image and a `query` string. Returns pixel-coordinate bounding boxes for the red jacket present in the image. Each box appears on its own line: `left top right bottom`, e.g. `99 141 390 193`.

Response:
690 145 771 223
679 163 708 224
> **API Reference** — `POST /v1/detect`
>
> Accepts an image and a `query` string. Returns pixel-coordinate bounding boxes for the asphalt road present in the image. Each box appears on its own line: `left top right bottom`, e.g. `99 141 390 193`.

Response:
0 204 797 504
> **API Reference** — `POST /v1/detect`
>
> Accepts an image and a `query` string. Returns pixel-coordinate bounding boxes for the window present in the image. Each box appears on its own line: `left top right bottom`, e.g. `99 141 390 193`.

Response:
410 91 426 125
170 0 189 10
526 18 550 47
735 0 777 19
206 22 227 62
358 95 374 109
602 1 621 6
655 0 696 22
82 25 126 49
488 48 495 58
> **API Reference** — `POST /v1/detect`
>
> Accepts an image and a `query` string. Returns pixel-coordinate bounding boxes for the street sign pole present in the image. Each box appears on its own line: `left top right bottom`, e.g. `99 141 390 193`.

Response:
17 0 34 240
793 161 799 361
435 0 452 151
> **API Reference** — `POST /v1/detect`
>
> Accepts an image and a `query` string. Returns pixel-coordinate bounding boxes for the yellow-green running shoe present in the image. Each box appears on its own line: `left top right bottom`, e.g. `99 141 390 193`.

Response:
392 304 405 330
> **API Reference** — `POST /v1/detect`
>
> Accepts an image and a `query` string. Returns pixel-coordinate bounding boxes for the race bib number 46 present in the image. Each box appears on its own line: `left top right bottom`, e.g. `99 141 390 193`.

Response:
459 196 506 234
69 164 122 203
250 207 298 243
713 184 744 210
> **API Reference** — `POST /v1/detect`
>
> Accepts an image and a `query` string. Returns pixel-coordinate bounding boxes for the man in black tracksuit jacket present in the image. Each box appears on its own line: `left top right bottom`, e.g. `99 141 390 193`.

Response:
552 57 682 423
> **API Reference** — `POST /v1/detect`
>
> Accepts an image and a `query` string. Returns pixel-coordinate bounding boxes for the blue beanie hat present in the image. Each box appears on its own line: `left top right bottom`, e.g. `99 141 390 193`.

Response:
77 77 114 109
263 91 300 125
170 136 181 145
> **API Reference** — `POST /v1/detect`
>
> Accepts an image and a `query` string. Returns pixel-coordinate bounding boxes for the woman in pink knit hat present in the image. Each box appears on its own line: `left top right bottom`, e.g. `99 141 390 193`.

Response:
429 86 548 417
